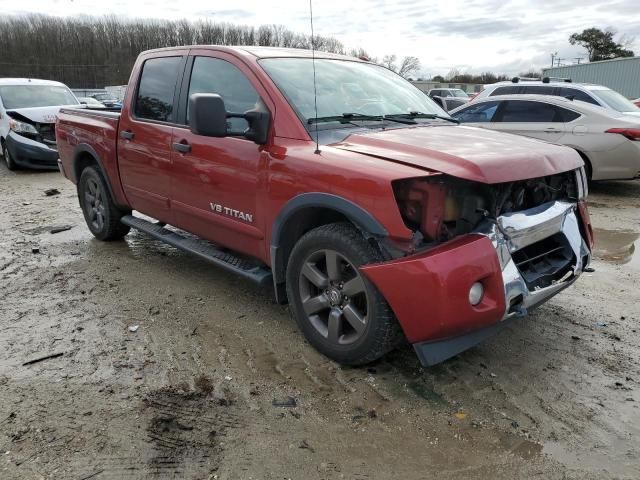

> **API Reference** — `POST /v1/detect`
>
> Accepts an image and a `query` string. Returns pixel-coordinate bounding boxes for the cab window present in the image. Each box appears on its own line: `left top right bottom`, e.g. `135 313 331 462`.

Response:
135 56 183 122
187 57 259 131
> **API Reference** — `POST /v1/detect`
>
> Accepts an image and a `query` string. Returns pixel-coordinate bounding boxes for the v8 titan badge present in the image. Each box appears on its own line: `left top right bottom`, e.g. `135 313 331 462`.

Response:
210 203 254 223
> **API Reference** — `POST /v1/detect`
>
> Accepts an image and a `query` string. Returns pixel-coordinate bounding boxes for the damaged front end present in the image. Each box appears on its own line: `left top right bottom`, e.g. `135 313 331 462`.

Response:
361 168 593 366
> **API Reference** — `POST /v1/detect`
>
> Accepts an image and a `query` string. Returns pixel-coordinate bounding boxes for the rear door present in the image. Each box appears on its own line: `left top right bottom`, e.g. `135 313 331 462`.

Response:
168 51 274 259
117 52 187 221
491 100 566 142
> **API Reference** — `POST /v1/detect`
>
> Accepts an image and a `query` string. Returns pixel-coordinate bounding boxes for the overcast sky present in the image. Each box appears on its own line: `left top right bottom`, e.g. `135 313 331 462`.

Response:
4 0 639 76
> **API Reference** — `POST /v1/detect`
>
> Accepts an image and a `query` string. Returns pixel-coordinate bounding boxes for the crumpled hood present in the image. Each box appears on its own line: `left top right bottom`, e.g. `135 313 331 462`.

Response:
7 105 80 124
332 125 583 184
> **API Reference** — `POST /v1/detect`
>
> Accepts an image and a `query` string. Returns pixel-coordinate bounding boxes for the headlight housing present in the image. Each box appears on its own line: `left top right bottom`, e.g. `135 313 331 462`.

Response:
393 177 487 242
9 119 38 136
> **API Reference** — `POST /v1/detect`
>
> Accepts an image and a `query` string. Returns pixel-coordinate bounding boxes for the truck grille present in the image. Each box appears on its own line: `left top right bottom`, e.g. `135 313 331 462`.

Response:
511 233 575 290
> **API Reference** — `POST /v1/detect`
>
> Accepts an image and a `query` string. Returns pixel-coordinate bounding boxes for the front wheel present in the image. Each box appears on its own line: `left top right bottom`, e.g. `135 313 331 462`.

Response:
78 166 130 240
286 222 402 365
2 141 18 170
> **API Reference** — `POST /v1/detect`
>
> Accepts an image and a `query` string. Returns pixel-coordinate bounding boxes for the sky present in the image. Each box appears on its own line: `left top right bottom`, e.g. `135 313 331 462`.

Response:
2 0 639 77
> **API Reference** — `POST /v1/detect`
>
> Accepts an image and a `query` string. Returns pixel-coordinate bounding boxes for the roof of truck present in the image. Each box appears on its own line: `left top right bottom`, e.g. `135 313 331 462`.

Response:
141 45 366 62
0 78 68 86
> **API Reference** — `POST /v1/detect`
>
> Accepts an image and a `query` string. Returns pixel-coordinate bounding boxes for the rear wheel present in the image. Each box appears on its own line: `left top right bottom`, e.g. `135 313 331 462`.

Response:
78 166 130 240
2 141 18 170
286 222 402 365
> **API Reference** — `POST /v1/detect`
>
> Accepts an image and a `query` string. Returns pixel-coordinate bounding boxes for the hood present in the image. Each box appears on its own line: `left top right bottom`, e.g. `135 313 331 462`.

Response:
332 125 583 184
621 111 640 118
7 105 79 124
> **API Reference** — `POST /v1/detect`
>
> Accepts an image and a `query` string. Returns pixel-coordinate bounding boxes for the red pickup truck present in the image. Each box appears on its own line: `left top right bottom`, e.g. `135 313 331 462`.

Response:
56 46 594 366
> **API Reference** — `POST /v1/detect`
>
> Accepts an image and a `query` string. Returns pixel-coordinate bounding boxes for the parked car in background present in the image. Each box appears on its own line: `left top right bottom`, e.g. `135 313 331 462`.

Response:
427 88 470 100
472 78 640 118
56 46 593 367
451 94 640 181
78 97 106 108
0 78 80 170
430 95 467 112
634 98 640 108
89 92 122 109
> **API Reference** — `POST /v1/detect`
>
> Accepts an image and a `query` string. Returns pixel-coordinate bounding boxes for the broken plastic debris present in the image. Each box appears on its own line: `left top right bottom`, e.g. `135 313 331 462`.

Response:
128 325 139 332
224 375 232 381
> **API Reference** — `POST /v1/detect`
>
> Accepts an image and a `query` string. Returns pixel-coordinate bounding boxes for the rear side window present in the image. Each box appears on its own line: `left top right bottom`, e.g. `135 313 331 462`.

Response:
490 86 521 96
452 101 501 123
500 101 563 122
557 87 599 105
135 56 183 122
187 57 259 130
559 107 581 122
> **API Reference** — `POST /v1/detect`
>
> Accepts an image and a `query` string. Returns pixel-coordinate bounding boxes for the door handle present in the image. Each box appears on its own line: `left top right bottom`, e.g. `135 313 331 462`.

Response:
544 128 561 133
172 141 191 154
120 130 135 140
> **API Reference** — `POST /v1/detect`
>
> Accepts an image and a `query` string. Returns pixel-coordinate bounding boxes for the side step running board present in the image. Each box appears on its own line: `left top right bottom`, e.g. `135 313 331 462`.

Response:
121 215 272 287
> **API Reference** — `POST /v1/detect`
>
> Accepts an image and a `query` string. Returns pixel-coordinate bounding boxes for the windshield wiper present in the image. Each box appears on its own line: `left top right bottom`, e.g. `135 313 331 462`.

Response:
307 112 416 125
386 111 460 124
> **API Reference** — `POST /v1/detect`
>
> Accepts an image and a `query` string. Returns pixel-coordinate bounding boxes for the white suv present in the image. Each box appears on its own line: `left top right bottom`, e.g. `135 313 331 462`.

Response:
0 78 80 170
473 78 640 118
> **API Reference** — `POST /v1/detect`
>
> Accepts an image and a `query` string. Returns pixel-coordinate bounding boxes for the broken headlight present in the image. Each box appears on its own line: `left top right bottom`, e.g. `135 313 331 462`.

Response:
392 177 487 242
9 118 38 136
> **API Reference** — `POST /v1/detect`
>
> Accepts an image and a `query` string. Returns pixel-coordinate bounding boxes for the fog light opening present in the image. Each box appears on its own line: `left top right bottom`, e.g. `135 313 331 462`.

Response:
469 282 484 306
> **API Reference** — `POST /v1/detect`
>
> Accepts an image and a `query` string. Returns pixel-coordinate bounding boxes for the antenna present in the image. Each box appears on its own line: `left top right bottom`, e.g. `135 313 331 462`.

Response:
309 0 321 154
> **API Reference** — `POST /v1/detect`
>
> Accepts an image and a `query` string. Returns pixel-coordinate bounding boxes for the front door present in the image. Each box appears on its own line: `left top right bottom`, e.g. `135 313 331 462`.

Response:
169 53 272 260
117 53 187 221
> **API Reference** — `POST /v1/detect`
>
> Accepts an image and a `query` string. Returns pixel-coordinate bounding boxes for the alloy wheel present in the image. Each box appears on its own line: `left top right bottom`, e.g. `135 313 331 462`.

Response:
84 178 106 232
298 249 369 345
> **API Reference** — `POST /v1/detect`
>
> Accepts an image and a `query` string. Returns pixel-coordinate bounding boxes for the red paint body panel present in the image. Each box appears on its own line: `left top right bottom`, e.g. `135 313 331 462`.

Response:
334 125 583 183
578 200 595 249
55 109 129 207
361 235 506 343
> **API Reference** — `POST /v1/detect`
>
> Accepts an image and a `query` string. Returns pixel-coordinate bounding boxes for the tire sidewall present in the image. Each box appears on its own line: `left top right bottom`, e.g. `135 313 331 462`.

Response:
286 225 390 365
78 167 113 240
2 142 17 170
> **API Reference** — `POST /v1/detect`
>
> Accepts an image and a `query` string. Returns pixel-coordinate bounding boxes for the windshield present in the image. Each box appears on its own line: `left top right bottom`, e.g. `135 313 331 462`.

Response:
0 85 79 109
452 89 469 98
259 58 448 123
590 88 639 113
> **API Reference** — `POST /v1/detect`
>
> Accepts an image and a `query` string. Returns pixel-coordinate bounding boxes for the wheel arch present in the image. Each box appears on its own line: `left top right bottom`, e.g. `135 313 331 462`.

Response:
73 144 123 208
568 147 593 181
270 193 388 304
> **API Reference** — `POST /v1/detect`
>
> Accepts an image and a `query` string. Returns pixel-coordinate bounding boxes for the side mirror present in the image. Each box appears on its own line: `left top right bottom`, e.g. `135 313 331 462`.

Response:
189 93 228 137
188 93 271 145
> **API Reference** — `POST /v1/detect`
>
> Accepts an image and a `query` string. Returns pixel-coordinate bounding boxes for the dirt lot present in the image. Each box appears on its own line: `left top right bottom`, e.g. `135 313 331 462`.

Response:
0 164 638 480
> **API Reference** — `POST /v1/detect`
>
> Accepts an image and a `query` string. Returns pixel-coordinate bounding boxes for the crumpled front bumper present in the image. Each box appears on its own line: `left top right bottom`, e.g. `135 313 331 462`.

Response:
361 199 592 366
5 131 59 170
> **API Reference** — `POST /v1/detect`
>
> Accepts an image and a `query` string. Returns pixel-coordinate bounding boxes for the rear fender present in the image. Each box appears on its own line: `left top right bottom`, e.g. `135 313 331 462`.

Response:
73 143 129 208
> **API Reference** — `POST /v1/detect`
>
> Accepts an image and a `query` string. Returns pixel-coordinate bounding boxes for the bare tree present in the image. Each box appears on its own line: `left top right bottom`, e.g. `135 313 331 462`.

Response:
397 56 420 78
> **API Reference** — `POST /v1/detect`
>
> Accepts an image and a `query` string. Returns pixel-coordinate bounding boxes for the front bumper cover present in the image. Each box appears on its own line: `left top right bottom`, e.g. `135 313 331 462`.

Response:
361 199 592 366
5 131 59 170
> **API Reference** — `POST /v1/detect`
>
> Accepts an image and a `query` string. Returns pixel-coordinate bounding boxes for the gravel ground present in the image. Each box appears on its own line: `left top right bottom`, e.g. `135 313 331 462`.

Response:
0 164 638 479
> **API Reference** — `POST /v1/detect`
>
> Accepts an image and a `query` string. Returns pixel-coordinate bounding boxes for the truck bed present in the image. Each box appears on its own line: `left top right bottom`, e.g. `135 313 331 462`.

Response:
56 107 128 206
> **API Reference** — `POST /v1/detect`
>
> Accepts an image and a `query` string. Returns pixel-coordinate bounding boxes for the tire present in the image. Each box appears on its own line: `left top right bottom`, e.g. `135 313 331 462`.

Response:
78 165 131 241
286 222 402 365
2 141 18 171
